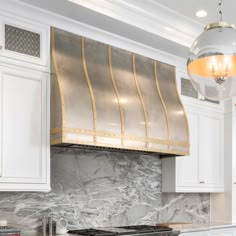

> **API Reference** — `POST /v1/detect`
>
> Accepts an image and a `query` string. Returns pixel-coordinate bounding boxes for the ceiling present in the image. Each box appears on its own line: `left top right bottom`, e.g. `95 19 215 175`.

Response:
154 0 236 25
16 0 236 59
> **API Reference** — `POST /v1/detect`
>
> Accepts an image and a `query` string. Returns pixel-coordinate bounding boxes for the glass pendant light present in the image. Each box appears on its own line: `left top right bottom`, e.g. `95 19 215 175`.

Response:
187 0 236 101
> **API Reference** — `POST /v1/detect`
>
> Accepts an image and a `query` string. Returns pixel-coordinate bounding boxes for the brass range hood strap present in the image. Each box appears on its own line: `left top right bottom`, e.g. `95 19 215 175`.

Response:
108 46 125 145
81 37 97 143
174 68 190 145
51 28 66 127
132 54 149 147
154 61 171 147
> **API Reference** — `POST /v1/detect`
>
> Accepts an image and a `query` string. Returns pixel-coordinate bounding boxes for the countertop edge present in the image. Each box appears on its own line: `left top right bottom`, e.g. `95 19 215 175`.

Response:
179 223 236 233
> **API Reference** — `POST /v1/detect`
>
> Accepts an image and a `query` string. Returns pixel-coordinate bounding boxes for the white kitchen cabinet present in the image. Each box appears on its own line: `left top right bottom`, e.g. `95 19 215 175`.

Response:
210 99 236 223
179 227 236 236
175 110 199 188
233 114 236 185
0 65 50 191
210 229 234 236
180 231 209 236
0 13 49 71
198 113 222 187
162 101 224 192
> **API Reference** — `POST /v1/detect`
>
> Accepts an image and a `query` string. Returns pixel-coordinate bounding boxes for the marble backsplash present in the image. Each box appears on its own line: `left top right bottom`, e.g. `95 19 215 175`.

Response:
0 148 210 232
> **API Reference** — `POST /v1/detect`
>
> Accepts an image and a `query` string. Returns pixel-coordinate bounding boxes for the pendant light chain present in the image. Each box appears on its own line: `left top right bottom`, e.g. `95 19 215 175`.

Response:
218 0 223 22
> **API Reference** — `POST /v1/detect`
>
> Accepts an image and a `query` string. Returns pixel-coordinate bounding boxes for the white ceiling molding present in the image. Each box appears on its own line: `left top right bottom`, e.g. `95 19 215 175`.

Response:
68 0 204 47
0 0 186 69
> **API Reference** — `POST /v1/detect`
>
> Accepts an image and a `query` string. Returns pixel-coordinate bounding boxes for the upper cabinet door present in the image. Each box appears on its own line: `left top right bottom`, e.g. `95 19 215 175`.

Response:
198 112 224 188
176 110 199 187
0 14 49 71
0 66 50 191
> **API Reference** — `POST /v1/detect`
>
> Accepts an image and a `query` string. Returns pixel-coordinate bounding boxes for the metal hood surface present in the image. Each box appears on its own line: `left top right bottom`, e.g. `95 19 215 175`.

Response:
50 27 189 156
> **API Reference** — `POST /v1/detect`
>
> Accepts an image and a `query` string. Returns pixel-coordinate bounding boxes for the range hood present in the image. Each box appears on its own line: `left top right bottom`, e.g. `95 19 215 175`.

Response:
50 27 189 156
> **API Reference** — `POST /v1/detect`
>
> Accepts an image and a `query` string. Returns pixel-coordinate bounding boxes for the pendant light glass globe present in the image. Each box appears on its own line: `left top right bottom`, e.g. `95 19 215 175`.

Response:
187 22 236 101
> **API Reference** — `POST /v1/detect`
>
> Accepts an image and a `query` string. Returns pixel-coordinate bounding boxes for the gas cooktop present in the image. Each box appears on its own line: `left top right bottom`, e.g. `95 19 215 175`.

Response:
67 225 179 236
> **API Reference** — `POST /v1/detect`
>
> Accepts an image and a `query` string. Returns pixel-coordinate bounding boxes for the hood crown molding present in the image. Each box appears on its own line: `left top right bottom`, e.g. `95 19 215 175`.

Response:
68 0 203 47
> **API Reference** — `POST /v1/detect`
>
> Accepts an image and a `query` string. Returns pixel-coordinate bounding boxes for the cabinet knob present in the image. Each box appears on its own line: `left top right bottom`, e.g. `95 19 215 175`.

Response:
200 181 205 184
233 182 236 184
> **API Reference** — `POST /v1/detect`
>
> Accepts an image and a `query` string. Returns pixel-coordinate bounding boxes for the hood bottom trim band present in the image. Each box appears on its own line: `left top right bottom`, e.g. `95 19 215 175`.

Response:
50 128 189 148
51 136 189 157
51 143 188 158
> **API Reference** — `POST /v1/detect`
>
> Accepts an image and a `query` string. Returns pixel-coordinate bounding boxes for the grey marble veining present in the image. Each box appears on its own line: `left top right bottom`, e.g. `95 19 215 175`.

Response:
160 193 209 224
0 148 209 232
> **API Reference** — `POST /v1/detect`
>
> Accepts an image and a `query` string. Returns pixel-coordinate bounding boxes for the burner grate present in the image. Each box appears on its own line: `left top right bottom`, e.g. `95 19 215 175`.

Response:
67 229 117 236
116 225 172 233
67 225 175 236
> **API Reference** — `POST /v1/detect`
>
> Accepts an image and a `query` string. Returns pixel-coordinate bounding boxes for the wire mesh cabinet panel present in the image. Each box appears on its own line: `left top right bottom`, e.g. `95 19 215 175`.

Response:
0 14 49 71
